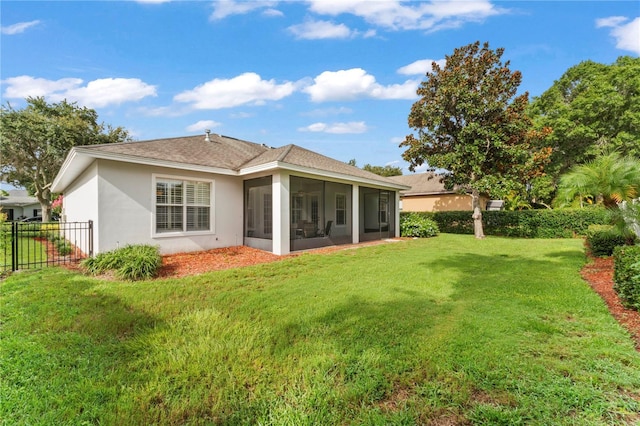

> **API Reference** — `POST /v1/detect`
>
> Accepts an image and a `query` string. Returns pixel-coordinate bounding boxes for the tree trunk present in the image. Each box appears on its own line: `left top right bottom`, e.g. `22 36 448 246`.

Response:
471 189 485 239
35 188 52 222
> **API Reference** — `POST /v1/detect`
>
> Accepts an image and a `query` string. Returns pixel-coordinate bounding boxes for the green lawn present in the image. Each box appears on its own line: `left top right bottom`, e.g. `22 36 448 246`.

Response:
2 234 639 425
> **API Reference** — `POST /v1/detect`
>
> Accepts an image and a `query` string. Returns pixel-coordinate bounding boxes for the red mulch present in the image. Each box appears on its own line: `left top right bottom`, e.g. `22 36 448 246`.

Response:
157 246 292 278
580 255 640 350
156 239 396 278
154 241 640 351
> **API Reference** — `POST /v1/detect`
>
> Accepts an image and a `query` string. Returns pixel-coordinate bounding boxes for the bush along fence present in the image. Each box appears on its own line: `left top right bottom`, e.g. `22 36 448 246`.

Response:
0 221 93 273
613 245 640 312
400 208 611 238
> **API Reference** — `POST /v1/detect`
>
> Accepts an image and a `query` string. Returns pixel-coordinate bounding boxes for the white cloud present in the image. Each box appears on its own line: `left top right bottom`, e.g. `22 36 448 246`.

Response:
288 19 353 39
397 59 446 75
174 72 295 109
597 16 640 55
2 76 157 107
263 8 284 17
305 0 504 32
303 68 418 102
64 78 157 107
595 16 628 28
186 120 221 132
1 20 41 35
2 76 81 98
210 0 279 20
298 121 368 134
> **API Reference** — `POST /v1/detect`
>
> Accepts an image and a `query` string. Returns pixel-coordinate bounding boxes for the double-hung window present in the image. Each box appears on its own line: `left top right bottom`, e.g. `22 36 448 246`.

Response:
335 193 346 226
156 177 212 234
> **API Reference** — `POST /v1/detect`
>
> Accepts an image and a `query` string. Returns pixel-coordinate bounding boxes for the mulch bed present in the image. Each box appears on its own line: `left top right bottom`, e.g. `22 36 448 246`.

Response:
156 239 397 278
580 255 640 350
146 241 640 351
157 246 292 278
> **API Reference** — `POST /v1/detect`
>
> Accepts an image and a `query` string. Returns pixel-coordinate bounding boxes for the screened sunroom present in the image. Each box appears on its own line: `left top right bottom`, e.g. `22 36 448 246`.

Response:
243 173 398 254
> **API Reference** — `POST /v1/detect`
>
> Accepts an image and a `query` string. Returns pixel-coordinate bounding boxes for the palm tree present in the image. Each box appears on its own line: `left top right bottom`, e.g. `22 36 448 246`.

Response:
554 152 640 208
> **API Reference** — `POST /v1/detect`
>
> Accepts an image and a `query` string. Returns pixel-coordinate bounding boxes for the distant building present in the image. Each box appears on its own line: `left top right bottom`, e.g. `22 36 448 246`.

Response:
389 173 490 212
0 190 41 221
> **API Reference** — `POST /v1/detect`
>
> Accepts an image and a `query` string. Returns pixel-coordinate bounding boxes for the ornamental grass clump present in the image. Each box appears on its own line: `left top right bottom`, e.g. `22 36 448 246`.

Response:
400 212 439 238
82 244 161 280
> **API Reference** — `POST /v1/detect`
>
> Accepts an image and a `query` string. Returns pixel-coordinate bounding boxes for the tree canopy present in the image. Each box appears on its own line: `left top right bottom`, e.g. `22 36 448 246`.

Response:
400 41 550 237
528 56 640 176
347 159 402 177
554 152 640 208
362 164 402 177
0 97 131 221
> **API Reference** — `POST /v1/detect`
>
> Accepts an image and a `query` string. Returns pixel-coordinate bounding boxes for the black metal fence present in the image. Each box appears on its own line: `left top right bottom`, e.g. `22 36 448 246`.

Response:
1 221 93 273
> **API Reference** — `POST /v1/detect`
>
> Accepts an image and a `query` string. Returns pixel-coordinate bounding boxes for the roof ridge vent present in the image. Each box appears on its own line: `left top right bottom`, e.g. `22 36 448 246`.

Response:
204 129 211 142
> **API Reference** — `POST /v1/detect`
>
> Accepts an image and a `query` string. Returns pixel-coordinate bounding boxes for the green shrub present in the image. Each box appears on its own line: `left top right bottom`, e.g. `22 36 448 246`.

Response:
82 244 161 280
411 207 611 238
55 240 72 256
586 225 629 257
39 223 60 240
613 245 640 311
400 212 439 238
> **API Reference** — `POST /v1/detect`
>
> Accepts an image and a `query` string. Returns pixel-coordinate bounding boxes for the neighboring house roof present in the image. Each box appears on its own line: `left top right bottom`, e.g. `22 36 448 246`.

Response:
388 173 465 196
0 190 39 207
52 134 409 192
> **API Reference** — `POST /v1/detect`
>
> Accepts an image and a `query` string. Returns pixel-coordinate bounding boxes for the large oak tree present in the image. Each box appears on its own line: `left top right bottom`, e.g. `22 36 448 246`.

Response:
529 56 640 178
401 41 550 238
0 97 131 221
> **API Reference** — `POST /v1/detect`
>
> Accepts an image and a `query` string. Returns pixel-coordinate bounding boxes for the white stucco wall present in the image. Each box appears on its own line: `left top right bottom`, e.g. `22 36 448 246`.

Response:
65 159 244 255
63 161 100 248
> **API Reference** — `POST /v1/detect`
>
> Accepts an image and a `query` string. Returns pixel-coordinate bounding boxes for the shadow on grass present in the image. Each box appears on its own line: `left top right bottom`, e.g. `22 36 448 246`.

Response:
1 269 164 423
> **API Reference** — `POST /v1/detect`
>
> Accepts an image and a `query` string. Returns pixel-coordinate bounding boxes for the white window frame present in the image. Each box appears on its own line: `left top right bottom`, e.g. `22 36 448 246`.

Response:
291 194 303 225
335 193 347 226
152 174 215 238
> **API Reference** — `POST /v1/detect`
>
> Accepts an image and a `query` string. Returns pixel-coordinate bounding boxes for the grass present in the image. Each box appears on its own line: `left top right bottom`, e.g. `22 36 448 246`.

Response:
1 234 639 425
0 236 45 271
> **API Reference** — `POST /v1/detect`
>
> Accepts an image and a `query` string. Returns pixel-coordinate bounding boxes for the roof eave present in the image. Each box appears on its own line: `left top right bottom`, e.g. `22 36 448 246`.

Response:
52 147 240 192
240 161 410 190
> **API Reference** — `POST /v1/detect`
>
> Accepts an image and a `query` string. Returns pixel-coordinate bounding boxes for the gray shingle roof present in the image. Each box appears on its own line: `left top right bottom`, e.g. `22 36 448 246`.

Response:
388 173 462 195
76 134 403 187
242 144 401 185
0 190 38 207
81 134 268 170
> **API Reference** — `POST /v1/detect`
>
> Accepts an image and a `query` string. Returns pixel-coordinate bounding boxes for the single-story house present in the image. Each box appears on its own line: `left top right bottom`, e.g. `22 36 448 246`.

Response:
51 132 409 256
388 173 490 212
0 189 41 221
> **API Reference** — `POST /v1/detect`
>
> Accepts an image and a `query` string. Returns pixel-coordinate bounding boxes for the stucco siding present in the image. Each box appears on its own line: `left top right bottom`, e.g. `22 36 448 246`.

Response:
401 194 471 212
77 160 243 255
1 203 41 220
401 194 483 212
63 161 100 247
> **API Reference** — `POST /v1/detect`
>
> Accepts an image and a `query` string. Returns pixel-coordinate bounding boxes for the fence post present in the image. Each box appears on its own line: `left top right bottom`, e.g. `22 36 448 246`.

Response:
11 222 18 272
88 220 93 257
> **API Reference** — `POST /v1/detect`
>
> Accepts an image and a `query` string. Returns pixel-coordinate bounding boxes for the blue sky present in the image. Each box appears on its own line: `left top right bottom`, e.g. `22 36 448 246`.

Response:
2 1 639 174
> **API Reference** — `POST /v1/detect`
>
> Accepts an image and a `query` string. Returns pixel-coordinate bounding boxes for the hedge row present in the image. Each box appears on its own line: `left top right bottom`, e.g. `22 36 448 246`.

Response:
613 245 640 311
400 208 611 238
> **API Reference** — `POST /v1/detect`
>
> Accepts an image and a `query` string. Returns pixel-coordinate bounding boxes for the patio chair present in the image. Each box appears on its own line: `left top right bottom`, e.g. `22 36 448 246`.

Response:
318 220 332 238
